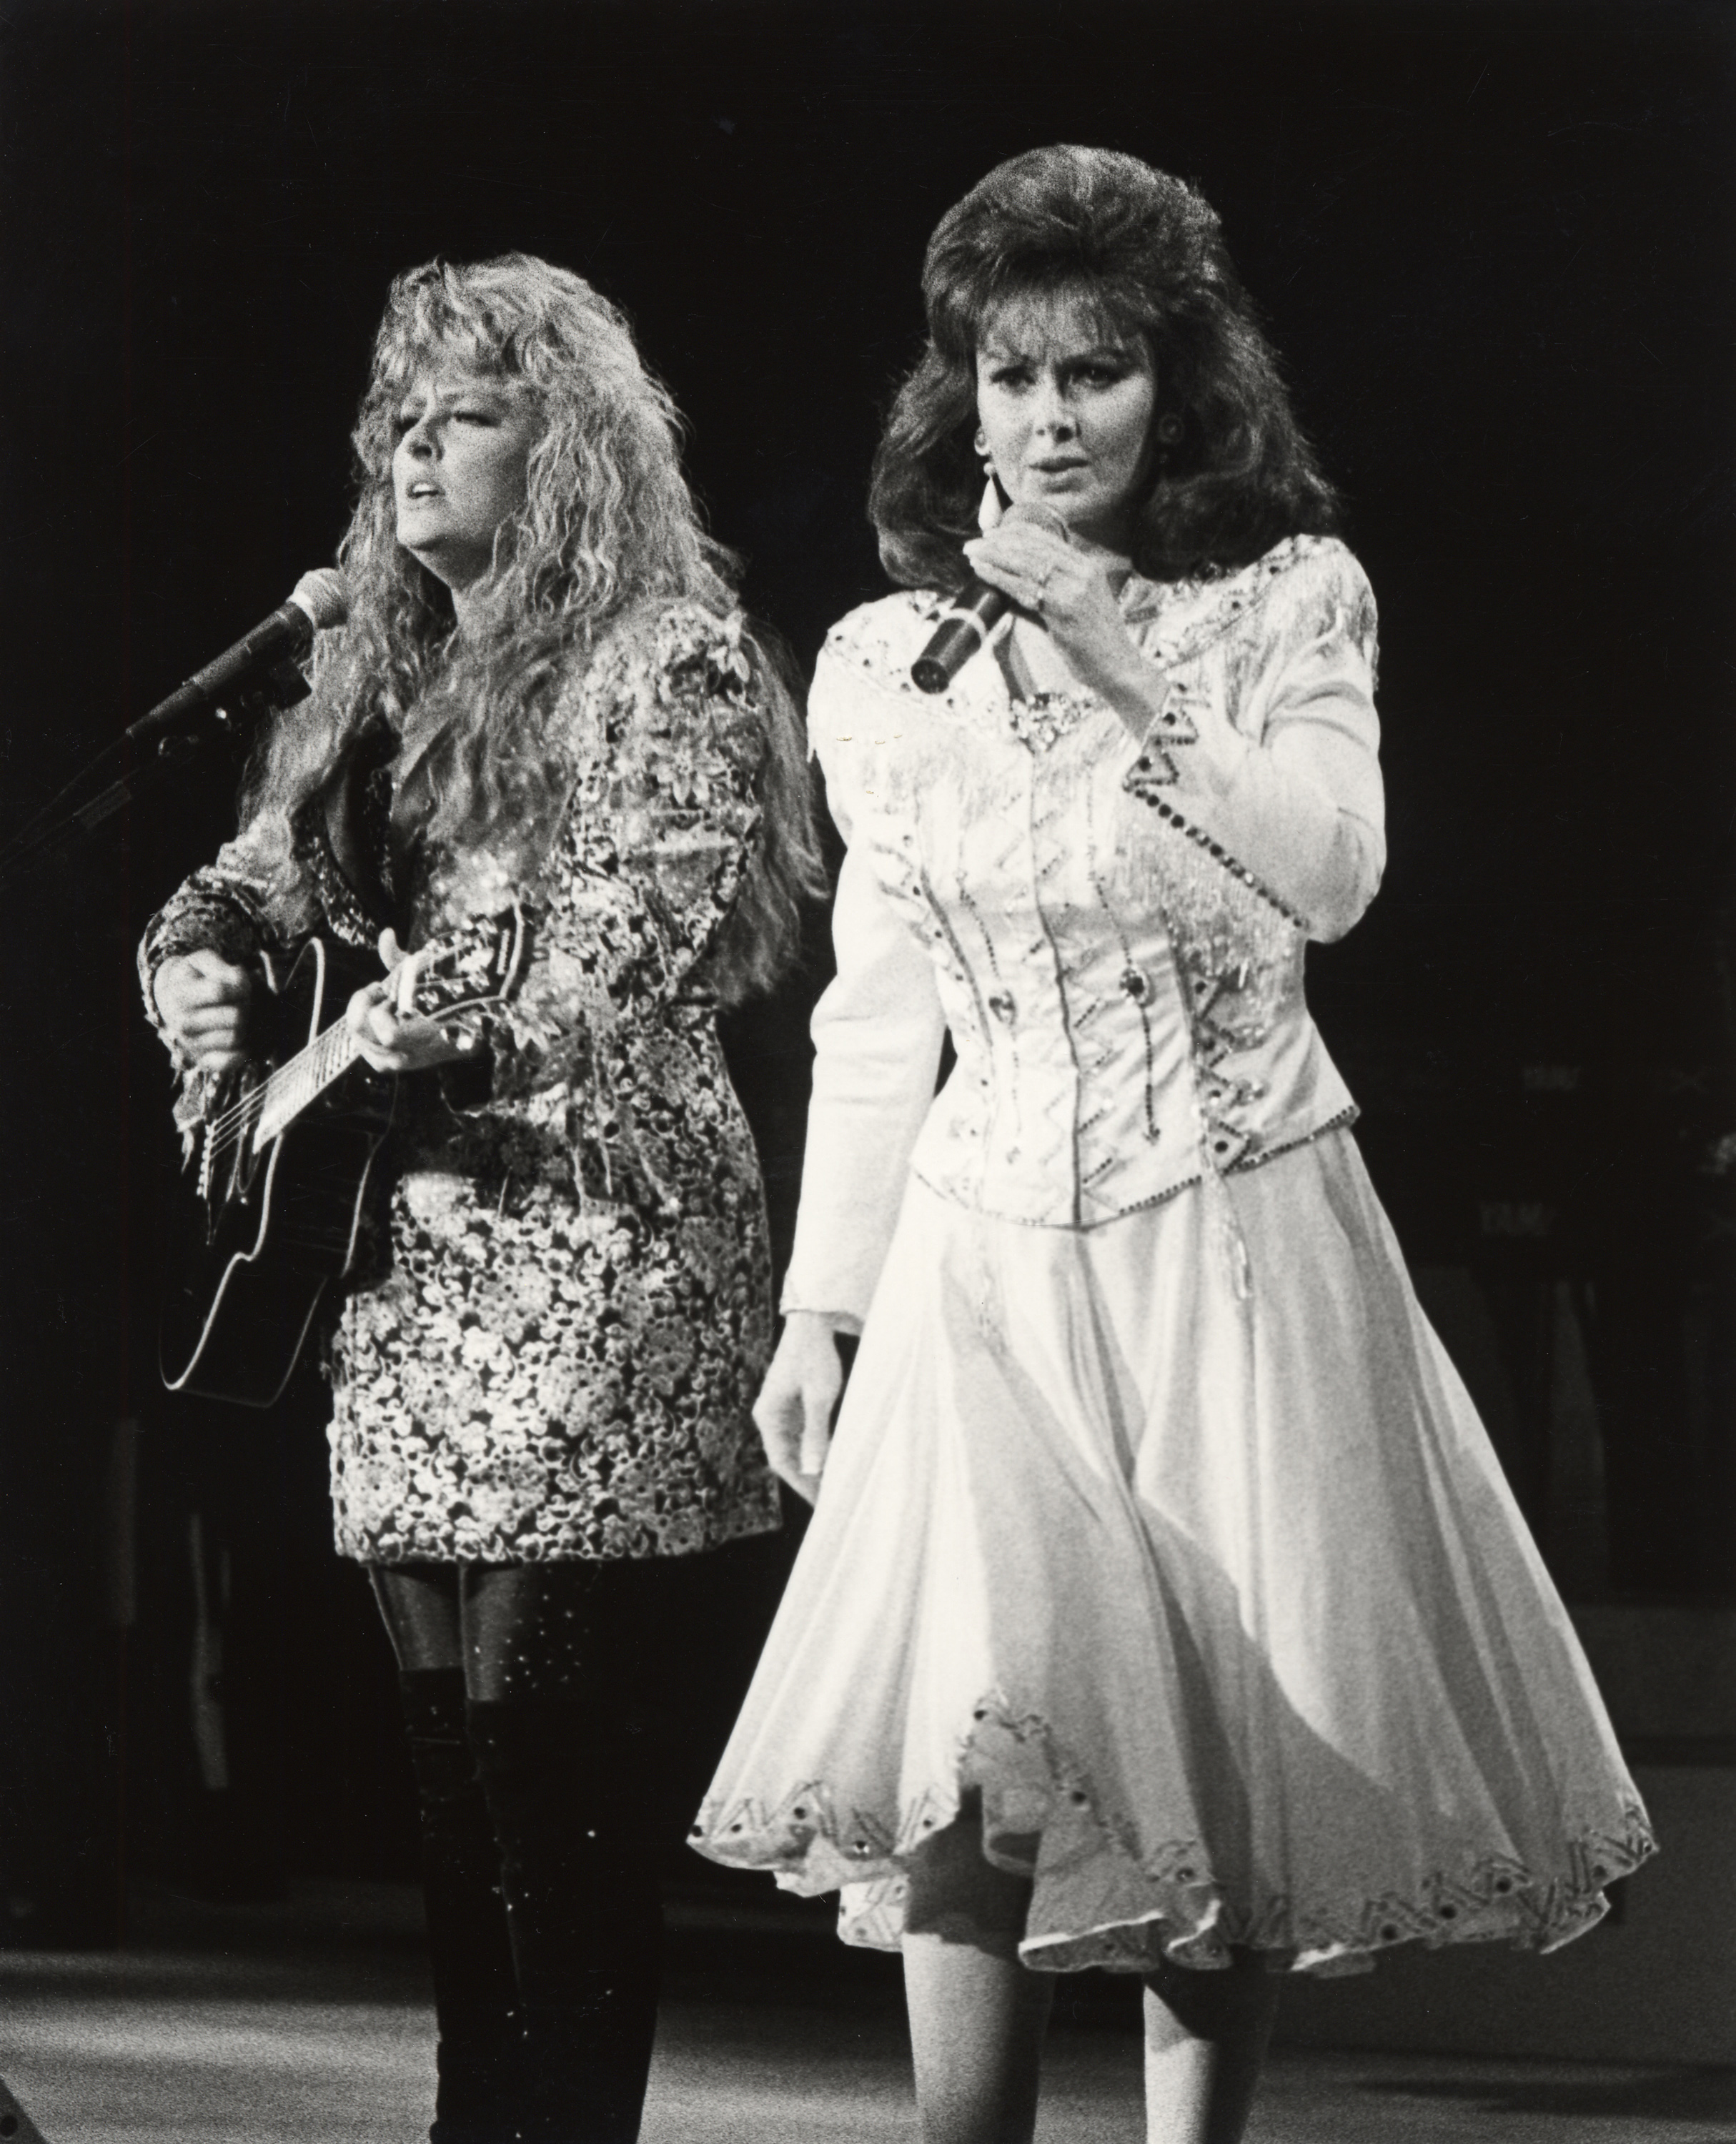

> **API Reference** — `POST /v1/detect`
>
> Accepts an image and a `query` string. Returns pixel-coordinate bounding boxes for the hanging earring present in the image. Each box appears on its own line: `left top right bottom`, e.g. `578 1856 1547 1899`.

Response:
974 428 1005 531
1153 411 1184 475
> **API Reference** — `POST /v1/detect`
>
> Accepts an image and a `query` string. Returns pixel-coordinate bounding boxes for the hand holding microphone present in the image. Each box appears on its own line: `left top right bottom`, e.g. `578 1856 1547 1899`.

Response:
912 502 1144 707
911 501 1070 693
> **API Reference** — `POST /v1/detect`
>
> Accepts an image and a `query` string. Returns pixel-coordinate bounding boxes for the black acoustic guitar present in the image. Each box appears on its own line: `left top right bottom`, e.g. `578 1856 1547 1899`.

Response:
159 905 529 1408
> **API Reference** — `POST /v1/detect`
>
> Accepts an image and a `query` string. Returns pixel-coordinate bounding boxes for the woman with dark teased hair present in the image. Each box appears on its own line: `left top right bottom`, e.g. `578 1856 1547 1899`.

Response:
695 149 1650 2143
142 254 821 2143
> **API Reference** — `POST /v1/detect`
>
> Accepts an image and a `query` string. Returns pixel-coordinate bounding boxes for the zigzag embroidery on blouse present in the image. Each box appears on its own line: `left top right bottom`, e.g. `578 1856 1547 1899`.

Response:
1123 678 1204 789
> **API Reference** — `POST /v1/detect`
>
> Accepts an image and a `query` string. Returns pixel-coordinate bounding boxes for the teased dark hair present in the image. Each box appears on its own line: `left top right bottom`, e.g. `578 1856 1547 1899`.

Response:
240 252 820 1003
870 146 1341 589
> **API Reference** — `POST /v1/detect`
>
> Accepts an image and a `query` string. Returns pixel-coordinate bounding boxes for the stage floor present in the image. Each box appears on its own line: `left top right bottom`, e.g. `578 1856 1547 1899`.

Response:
1 1885 1730 2143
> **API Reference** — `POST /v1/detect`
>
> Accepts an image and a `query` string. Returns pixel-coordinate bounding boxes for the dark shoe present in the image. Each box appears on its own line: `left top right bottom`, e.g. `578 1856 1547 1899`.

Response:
430 2028 532 2144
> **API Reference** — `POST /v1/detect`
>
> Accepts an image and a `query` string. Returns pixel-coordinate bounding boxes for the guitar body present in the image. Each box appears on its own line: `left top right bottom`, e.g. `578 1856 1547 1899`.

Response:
158 903 528 1411
159 938 396 1409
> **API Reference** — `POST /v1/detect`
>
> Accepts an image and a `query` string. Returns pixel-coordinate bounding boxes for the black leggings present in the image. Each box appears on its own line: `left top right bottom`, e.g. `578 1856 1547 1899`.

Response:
371 1557 688 1705
372 1559 700 2144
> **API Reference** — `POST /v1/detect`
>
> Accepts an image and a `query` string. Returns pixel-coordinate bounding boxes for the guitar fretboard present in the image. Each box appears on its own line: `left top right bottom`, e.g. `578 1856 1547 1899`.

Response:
254 1016 361 1148
204 907 523 1171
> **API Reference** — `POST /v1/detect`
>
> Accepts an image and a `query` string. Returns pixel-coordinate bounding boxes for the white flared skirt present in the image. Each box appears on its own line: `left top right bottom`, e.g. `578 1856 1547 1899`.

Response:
691 1133 1654 1975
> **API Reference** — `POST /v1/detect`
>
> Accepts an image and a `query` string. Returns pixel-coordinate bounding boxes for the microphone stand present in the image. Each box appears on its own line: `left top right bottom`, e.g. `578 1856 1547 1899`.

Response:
0 660 307 893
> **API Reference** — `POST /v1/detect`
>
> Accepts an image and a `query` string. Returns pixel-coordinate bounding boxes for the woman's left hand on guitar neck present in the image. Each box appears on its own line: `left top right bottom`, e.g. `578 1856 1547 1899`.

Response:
346 928 483 1074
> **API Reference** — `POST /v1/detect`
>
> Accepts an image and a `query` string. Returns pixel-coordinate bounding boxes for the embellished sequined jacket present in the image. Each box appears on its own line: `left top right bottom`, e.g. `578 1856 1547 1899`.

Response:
137 600 784 1564
140 600 773 1199
783 534 1385 1328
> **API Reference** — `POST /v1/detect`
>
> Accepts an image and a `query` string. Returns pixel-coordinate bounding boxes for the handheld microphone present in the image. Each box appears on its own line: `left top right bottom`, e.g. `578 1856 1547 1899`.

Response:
910 502 1068 695
127 567 350 745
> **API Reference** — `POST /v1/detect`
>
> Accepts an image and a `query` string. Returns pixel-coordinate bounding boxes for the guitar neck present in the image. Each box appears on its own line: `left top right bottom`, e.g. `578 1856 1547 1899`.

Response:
232 909 525 1156
254 1013 365 1148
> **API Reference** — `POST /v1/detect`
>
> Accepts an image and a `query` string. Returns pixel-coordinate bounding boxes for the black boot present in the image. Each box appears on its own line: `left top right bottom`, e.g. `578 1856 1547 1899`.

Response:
398 1669 530 2144
467 1698 664 2144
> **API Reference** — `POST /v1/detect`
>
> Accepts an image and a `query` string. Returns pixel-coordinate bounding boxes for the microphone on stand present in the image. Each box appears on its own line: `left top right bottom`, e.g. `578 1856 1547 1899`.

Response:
0 571 352 886
126 567 351 746
910 502 1068 695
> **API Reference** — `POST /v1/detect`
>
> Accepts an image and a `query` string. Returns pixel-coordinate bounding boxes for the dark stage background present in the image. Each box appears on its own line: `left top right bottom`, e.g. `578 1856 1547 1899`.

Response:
0 0 1730 1942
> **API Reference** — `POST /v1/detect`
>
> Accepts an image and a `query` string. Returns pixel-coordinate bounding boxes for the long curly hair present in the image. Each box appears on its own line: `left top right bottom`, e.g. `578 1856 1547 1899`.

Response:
871 147 1341 590
241 252 820 1001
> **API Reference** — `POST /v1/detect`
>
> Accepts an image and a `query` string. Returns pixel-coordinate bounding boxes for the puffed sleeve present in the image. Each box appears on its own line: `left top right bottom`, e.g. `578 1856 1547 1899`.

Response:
137 819 299 1138
778 647 948 1330
438 600 769 1113
1124 539 1385 942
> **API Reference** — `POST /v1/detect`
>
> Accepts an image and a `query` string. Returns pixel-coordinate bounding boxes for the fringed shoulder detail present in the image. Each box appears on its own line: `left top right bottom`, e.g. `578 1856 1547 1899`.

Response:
1246 536 1379 693
1125 535 1377 687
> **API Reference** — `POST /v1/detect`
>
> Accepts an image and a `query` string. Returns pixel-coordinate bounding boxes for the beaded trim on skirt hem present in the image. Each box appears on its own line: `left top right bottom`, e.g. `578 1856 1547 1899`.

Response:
691 1690 1657 1978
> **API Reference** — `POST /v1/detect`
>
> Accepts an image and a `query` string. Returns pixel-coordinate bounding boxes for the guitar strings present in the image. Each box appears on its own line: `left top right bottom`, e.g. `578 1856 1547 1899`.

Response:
198 977 502 1161
202 1023 342 1151
200 943 429 1151
194 914 521 1164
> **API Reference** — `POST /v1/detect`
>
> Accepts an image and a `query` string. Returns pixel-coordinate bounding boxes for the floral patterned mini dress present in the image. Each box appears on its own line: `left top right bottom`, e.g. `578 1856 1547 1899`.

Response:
142 599 782 1566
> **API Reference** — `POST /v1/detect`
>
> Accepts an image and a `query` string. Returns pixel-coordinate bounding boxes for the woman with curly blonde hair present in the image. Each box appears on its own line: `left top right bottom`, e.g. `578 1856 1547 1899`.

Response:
142 253 820 2143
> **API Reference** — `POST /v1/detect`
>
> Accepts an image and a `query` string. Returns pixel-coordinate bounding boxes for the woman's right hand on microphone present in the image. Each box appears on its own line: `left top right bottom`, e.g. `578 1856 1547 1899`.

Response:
753 1310 847 1506
152 950 254 1073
